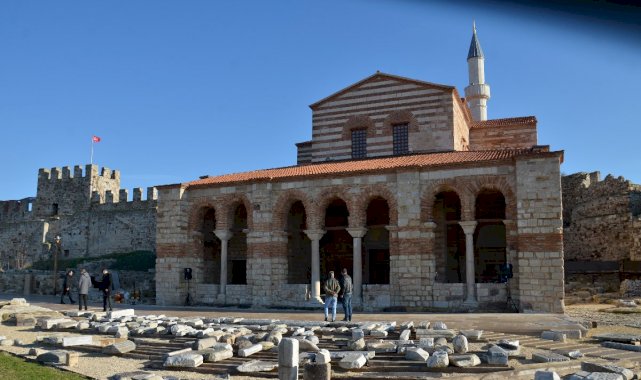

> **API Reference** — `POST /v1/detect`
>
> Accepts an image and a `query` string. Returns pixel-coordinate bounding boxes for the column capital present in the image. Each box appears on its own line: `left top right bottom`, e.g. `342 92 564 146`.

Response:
304 229 325 241
458 220 478 235
346 227 368 239
214 229 233 241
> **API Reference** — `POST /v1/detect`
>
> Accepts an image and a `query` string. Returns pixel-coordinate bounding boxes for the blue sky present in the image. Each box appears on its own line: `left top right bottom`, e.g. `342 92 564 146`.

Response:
1 0 640 200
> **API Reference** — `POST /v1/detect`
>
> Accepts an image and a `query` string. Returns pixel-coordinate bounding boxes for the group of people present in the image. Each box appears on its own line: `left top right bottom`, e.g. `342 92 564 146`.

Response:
60 268 113 311
323 268 353 322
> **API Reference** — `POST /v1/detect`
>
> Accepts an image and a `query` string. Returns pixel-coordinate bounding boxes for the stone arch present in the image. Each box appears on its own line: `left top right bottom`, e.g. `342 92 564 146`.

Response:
314 187 355 229
421 180 472 221
272 190 314 231
382 109 420 133
218 194 253 231
352 185 399 227
186 198 221 252
468 176 516 220
342 115 375 140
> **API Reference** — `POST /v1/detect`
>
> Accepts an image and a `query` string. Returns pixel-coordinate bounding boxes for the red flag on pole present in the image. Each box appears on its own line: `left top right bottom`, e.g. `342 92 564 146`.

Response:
92 135 101 143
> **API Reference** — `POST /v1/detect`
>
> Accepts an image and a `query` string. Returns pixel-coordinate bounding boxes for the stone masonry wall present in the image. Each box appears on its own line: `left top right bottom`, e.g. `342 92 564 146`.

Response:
469 123 537 150
155 156 564 312
515 154 565 313
562 172 641 262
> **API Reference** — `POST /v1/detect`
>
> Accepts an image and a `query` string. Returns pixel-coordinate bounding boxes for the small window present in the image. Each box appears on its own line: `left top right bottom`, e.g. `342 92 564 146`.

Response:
393 123 409 155
52 203 59 215
351 129 367 159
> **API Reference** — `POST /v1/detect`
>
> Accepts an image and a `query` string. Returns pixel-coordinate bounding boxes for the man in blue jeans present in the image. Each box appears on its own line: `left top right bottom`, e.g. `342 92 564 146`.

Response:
339 268 353 321
323 271 341 322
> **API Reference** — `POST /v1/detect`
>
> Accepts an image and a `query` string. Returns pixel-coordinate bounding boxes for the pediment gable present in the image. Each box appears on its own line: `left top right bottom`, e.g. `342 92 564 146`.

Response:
309 72 455 110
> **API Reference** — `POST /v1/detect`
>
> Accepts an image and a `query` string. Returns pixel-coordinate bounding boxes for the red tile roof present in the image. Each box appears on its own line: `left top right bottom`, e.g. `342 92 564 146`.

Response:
471 116 537 129
186 148 558 188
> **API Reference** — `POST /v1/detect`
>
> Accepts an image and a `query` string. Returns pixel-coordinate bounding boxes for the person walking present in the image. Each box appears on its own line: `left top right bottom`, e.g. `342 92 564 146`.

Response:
60 270 75 304
323 271 341 322
100 268 113 311
77 269 90 311
339 268 353 321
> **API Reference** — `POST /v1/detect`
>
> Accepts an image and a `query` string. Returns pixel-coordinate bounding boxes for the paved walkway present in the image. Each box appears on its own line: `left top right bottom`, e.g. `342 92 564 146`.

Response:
0 293 584 336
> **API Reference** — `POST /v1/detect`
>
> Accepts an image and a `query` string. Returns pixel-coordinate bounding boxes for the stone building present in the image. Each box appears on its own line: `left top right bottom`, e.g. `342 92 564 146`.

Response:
155 27 566 312
562 172 641 278
0 164 157 268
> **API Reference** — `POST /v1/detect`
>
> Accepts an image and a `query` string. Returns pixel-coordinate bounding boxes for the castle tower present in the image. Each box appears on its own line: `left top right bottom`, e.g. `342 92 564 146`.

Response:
465 22 491 121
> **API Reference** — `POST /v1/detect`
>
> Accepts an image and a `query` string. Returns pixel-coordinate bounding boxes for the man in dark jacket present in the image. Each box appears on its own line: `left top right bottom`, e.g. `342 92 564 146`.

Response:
339 268 353 321
100 268 113 311
60 270 75 304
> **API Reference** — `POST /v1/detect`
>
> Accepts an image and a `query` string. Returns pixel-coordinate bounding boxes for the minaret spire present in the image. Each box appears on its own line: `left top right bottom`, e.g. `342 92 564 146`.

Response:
465 22 491 121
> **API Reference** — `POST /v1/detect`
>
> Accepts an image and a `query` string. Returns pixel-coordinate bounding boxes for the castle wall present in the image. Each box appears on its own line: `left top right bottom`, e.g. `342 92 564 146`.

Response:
563 172 641 263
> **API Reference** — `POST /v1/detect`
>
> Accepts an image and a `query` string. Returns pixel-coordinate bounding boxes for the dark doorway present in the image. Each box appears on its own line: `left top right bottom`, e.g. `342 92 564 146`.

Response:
229 203 248 284
475 190 507 283
433 191 464 283
287 201 311 283
321 199 352 280
364 197 390 284
202 208 220 284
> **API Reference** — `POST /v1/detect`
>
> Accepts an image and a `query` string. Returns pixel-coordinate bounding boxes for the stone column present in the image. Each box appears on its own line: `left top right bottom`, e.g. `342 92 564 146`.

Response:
458 221 478 305
346 227 367 303
214 229 233 296
304 229 325 303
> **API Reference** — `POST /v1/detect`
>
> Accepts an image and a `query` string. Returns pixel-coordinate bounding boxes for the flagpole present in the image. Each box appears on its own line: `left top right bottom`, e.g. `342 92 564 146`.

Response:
90 138 94 165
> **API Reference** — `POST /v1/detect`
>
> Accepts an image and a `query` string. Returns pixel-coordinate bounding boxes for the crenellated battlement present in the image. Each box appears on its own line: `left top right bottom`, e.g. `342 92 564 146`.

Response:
90 187 158 208
38 164 120 182
0 198 35 222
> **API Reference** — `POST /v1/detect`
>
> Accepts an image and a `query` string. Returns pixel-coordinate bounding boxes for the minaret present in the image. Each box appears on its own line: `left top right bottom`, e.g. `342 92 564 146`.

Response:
465 22 491 121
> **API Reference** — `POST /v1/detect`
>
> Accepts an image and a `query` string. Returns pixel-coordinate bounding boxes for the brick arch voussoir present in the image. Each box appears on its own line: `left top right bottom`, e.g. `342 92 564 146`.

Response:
420 179 469 222
186 198 221 252
469 176 516 220
316 187 355 229
357 185 399 227
218 193 254 231
382 109 420 133
271 190 314 231
342 115 375 139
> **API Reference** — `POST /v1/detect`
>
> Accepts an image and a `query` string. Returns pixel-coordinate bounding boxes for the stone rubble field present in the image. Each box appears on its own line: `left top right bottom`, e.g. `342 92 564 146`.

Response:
0 299 641 379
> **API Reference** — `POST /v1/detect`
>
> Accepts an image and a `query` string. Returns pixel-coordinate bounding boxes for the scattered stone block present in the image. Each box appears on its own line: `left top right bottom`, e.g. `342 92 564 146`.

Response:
405 347 429 361
366 341 397 353
460 329 483 340
418 337 434 349
37 350 67 364
65 351 79 367
297 338 320 352
452 334 468 354
399 329 411 341
338 353 367 369
532 351 571 363
238 344 263 357
259 341 274 351
10 298 28 305
314 349 330 364
304 362 330 380
15 314 36 327
426 350 449 368
194 337 218 350
534 370 561 380
554 348 584 358
432 321 447 330
449 353 480 367
200 345 234 362
602 341 641 352
103 340 136 355
163 353 203 368
237 360 277 373
417 321 430 329
593 333 641 344
162 347 192 360
62 335 93 347
585 373 624 380
28 348 46 356
279 338 299 368
0 339 14 346
347 338 365 351
581 362 634 380
617 299 637 308
485 345 509 365
400 321 414 330
552 329 582 339
541 331 566 342
415 329 455 339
